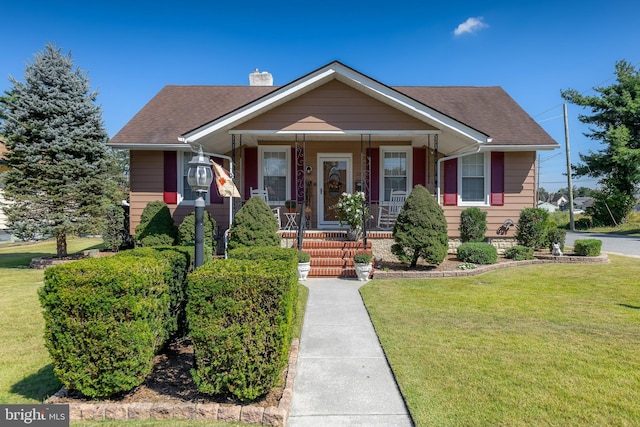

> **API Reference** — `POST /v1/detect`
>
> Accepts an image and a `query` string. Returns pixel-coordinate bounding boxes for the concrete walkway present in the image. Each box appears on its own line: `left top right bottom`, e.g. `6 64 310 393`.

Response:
288 278 413 427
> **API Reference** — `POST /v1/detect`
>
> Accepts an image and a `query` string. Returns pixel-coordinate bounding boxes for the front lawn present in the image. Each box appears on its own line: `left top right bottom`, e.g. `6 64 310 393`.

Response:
361 254 640 426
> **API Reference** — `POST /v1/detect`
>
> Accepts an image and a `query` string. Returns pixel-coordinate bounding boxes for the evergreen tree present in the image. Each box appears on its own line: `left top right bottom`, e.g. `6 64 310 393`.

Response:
391 185 448 268
0 44 118 256
561 60 640 223
228 196 280 251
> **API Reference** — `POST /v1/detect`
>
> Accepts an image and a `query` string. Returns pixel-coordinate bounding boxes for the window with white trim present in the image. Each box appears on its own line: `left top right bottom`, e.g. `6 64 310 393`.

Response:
381 147 411 201
178 152 210 205
259 146 289 204
460 153 488 204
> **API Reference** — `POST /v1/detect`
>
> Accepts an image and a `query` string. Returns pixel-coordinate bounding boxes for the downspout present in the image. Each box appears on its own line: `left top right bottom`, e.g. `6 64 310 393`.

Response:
436 145 483 205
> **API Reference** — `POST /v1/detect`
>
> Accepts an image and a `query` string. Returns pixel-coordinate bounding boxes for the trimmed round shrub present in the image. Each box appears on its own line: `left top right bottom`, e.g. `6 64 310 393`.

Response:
574 239 602 256
515 207 549 249
504 245 534 261
456 242 498 264
459 207 487 243
391 185 448 268
228 197 280 250
546 227 567 252
574 216 593 230
178 210 216 247
134 201 178 246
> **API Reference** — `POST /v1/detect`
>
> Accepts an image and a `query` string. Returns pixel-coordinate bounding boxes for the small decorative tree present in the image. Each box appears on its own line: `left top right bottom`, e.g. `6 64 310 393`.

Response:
391 185 448 268
459 207 487 243
102 204 126 252
515 207 549 249
227 196 281 250
178 210 216 249
134 201 179 246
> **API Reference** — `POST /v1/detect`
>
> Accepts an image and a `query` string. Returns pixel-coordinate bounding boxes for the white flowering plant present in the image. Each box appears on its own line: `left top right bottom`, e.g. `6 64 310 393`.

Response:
332 191 370 231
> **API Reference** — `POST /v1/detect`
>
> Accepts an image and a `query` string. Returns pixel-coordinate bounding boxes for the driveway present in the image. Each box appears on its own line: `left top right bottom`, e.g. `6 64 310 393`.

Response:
565 231 640 257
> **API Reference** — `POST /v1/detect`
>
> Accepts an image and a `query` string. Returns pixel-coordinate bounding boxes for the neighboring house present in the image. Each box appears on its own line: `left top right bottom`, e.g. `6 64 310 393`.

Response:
109 61 559 238
538 201 558 213
573 196 594 212
550 194 568 210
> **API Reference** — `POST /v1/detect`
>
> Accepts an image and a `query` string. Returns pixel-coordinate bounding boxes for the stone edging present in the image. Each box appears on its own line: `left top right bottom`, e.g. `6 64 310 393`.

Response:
45 339 299 426
373 254 609 279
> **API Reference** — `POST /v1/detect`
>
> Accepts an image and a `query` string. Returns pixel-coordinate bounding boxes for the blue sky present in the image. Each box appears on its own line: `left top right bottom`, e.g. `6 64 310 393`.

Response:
2 0 639 192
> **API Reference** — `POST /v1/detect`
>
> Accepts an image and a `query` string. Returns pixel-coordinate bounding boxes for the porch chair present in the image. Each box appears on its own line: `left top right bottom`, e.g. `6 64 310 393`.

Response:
377 190 407 230
250 187 282 229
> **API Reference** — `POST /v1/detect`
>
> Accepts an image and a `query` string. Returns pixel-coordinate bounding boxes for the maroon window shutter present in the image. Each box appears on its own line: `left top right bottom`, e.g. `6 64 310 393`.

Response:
163 151 178 204
443 158 458 206
490 152 505 206
368 147 380 201
412 147 427 188
244 147 258 200
210 156 224 204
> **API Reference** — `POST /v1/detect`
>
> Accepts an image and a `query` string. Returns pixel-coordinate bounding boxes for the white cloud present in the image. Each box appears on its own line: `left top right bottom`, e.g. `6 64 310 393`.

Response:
453 17 489 37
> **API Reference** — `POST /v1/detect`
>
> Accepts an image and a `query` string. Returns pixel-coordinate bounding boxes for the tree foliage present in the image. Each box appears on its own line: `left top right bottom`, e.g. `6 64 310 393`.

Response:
0 44 118 256
391 185 448 268
561 60 640 223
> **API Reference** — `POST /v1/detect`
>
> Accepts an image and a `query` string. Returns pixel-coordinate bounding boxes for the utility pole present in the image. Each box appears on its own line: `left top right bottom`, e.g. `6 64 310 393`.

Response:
564 104 575 231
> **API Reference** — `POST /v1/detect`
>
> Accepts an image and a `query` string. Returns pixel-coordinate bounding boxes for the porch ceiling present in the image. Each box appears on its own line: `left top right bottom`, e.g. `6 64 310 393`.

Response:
188 129 475 157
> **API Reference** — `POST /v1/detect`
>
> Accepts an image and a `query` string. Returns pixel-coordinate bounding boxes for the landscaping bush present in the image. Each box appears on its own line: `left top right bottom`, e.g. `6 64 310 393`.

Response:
546 227 567 252
574 216 593 230
39 255 172 398
228 246 297 265
504 245 535 261
297 250 311 263
187 258 297 401
227 197 280 251
117 246 191 337
391 185 448 268
456 242 498 264
135 201 179 247
515 207 549 249
178 210 216 249
459 207 487 243
574 239 603 256
102 204 126 252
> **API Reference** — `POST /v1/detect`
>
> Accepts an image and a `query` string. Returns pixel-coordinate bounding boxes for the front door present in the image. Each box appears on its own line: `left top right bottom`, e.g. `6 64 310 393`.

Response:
317 154 352 228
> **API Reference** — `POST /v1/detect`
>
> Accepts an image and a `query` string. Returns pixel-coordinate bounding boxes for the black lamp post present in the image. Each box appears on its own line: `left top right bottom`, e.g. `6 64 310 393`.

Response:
186 146 213 268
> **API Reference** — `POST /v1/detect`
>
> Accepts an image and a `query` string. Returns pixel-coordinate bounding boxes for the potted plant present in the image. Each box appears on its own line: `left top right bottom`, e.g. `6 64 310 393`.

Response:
332 191 369 240
297 250 311 281
285 200 297 213
353 250 373 281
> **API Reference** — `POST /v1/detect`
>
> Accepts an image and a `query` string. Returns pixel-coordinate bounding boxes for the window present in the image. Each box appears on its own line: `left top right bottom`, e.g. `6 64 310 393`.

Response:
181 153 196 202
259 147 289 204
460 153 487 203
381 147 411 201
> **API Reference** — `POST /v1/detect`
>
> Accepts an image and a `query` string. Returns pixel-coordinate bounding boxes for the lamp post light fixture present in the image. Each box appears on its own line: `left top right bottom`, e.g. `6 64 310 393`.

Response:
187 146 214 268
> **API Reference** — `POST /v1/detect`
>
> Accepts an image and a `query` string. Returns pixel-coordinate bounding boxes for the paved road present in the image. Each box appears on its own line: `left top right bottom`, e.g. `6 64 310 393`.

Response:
565 231 640 257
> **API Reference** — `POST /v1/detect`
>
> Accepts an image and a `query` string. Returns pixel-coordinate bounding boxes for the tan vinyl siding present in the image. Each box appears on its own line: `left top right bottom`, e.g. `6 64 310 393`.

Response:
234 80 436 132
129 151 164 233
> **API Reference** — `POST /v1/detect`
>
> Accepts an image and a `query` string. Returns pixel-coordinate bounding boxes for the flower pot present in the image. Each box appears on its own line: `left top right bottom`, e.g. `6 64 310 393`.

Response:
354 262 372 281
346 228 360 241
297 262 311 281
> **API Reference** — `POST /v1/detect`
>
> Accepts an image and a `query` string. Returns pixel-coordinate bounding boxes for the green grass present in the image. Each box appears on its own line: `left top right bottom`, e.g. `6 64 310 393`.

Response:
361 255 640 426
0 238 307 427
0 238 103 404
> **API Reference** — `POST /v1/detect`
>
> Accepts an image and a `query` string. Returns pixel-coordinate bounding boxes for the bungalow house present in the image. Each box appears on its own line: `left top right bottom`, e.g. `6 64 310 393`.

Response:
109 61 558 240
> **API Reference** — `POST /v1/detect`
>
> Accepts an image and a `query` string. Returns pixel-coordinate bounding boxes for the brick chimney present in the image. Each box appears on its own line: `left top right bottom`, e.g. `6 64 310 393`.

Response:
249 68 273 86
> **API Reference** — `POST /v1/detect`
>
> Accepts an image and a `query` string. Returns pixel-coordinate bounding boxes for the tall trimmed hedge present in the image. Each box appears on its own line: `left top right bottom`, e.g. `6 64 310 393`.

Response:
135 201 179 247
39 247 190 398
187 255 297 401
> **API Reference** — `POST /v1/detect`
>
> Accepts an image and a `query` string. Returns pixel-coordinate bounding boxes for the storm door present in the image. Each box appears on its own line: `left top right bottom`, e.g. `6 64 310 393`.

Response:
317 154 352 228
